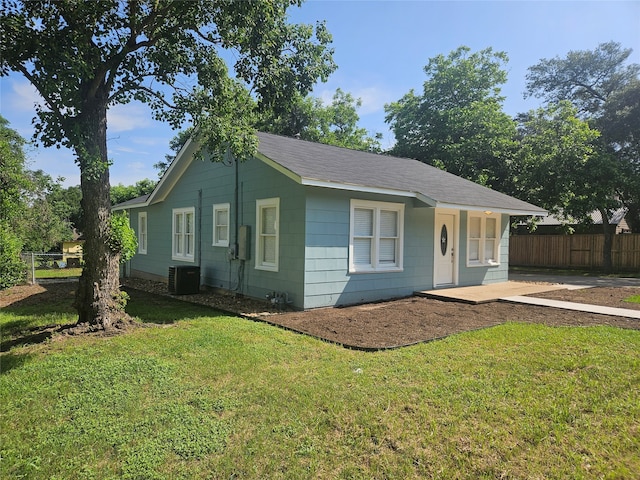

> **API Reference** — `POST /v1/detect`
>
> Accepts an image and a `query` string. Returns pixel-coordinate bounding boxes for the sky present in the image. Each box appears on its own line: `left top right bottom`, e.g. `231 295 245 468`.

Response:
1 0 639 188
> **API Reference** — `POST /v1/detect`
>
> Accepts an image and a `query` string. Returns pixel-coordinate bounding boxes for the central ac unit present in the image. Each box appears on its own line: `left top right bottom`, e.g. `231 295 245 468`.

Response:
168 266 200 294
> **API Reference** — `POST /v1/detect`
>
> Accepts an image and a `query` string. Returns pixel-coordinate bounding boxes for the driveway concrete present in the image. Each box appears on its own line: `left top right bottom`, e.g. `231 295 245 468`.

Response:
509 272 640 287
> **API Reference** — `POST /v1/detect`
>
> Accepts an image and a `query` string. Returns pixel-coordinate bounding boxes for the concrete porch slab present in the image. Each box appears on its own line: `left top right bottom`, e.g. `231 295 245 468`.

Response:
416 281 585 304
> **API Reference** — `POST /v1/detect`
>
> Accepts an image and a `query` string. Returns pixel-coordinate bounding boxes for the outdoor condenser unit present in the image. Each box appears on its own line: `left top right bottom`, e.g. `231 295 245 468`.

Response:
168 266 200 295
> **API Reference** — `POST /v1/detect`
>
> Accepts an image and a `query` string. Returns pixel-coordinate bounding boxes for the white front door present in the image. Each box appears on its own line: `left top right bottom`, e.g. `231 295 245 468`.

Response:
435 213 455 286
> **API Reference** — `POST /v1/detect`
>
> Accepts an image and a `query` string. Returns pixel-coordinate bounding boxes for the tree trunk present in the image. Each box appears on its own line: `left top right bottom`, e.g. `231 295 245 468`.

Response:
72 98 127 330
598 207 613 273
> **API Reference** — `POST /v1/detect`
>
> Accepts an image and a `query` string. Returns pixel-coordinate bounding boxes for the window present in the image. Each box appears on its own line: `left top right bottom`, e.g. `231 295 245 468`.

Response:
172 207 195 261
138 212 147 254
350 200 404 273
256 198 279 271
213 203 230 247
467 214 500 266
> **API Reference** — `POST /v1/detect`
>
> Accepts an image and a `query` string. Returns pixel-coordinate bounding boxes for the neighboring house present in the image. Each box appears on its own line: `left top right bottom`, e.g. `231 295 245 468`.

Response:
515 208 630 235
62 230 84 267
113 132 545 309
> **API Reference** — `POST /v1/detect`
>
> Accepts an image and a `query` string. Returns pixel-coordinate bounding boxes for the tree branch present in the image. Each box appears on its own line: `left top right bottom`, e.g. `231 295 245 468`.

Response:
14 64 66 127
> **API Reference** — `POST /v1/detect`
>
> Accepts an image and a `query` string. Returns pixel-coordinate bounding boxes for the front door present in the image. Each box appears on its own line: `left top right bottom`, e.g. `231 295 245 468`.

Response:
435 213 455 286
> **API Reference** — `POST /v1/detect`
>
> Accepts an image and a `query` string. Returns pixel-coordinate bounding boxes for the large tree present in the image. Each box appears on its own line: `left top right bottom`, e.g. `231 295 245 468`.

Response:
527 42 640 233
385 46 519 193
525 42 640 269
596 79 640 232
516 101 606 222
1 0 335 329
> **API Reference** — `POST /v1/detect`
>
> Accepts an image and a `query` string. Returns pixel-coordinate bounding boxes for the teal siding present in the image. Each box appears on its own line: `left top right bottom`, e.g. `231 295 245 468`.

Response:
128 155 306 307
303 189 434 309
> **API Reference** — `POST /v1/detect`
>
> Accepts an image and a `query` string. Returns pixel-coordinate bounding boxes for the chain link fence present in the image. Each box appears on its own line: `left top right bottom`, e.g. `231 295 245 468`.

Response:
21 252 84 284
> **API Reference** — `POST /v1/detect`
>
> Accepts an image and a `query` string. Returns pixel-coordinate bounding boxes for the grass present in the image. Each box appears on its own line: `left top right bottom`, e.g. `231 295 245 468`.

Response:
1 290 639 479
34 267 83 279
625 294 640 305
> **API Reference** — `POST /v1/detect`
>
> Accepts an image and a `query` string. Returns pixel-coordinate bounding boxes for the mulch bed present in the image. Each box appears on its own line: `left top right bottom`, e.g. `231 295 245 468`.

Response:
2 280 639 351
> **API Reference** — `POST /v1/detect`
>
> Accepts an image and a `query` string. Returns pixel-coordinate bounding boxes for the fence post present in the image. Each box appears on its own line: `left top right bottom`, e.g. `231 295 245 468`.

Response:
31 252 36 284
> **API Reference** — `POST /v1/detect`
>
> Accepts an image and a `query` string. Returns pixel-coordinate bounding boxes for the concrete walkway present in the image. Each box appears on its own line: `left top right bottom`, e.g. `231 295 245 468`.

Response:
418 274 640 319
501 295 640 319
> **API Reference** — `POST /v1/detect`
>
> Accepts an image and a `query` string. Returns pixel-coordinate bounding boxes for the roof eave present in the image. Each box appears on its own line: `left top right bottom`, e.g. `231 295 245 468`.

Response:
433 201 547 216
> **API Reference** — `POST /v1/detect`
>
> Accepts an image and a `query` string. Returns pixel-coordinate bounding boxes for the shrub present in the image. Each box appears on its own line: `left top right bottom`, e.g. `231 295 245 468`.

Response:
108 212 137 263
0 220 26 289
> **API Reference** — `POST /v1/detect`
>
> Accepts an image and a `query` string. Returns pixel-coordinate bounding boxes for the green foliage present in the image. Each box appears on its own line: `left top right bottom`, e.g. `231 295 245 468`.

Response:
385 46 518 192
110 179 157 206
0 220 26 289
108 212 137 263
47 184 83 232
19 170 74 252
525 41 640 116
259 88 382 152
0 115 29 221
1 115 74 253
525 41 640 233
1 1 335 160
516 101 603 219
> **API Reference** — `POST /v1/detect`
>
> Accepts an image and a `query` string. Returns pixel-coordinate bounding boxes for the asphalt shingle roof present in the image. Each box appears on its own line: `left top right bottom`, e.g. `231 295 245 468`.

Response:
113 132 545 215
257 132 545 215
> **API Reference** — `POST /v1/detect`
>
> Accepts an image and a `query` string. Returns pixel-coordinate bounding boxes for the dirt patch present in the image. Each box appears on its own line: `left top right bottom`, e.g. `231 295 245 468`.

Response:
2 281 638 350
268 294 639 349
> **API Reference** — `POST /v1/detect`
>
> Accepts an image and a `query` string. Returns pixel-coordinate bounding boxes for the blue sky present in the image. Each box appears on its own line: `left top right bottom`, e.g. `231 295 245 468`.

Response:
1 0 639 187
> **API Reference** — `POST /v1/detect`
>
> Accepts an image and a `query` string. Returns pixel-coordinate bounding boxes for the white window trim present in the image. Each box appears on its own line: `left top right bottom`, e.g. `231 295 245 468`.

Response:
255 197 279 272
349 199 404 273
138 212 147 254
172 206 195 262
466 213 501 267
213 203 230 247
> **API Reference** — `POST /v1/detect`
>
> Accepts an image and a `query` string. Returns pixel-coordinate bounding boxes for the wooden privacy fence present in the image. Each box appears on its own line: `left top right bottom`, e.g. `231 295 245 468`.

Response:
509 234 640 271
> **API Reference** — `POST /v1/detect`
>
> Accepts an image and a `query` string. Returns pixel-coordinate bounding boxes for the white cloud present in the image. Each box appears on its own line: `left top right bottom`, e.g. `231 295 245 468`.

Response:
9 80 44 111
351 86 396 115
126 161 146 171
107 103 151 132
111 145 149 155
316 85 396 115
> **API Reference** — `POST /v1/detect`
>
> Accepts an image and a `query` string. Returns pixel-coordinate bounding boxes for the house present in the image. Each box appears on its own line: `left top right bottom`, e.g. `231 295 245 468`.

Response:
514 208 630 235
62 230 84 267
113 132 545 309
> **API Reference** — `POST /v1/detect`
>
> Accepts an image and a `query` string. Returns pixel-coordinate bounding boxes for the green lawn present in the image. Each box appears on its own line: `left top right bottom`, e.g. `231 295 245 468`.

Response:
34 267 83 279
1 289 639 479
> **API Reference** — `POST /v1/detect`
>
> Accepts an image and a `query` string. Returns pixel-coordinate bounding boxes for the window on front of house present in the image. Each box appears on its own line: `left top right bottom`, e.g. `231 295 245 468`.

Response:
256 198 279 271
467 214 500 266
138 212 147 254
350 200 404 273
172 207 195 261
213 203 230 247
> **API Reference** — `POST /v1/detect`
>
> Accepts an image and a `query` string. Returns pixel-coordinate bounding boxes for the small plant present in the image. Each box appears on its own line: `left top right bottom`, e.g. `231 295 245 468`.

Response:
114 290 130 310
